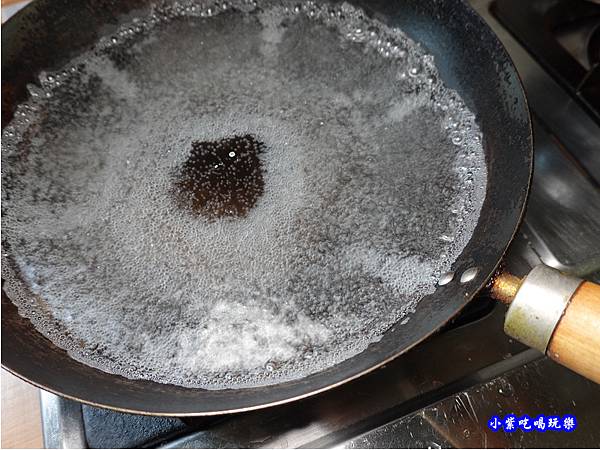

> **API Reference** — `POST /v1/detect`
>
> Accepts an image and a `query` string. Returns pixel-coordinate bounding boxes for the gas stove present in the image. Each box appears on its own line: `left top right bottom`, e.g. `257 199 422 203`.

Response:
5 0 599 447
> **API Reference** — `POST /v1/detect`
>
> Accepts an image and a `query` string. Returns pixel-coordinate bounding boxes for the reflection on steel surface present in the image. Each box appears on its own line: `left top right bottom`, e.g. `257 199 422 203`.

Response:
40 391 86 449
503 266 582 353
342 358 600 448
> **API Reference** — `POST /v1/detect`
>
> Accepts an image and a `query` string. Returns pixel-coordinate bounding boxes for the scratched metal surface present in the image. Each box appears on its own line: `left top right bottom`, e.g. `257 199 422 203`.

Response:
342 358 600 448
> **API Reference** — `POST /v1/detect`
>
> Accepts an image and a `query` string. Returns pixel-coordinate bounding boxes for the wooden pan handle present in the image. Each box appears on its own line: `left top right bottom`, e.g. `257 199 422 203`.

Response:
492 266 600 384
547 282 600 384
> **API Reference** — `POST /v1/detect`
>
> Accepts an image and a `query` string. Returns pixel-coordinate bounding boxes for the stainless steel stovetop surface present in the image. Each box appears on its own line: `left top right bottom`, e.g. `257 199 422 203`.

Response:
7 0 599 447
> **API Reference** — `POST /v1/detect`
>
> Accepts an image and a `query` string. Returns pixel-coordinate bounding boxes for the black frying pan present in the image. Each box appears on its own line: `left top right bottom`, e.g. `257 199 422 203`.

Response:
1 0 533 415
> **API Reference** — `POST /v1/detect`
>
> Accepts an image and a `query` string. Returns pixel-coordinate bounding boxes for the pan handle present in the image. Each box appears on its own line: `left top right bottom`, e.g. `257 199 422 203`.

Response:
491 265 600 384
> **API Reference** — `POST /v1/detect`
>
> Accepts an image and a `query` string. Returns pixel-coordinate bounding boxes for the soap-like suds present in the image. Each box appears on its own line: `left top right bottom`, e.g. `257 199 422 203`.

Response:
1 0 487 389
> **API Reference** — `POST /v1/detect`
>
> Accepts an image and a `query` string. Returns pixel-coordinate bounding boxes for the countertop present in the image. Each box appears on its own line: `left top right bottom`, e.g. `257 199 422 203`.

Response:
1 370 43 449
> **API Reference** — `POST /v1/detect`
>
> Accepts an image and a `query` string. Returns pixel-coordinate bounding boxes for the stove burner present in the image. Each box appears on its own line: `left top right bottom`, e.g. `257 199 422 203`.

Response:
493 0 600 123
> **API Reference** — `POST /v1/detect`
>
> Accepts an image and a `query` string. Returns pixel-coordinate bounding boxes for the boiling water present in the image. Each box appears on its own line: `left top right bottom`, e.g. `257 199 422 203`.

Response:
1 0 487 389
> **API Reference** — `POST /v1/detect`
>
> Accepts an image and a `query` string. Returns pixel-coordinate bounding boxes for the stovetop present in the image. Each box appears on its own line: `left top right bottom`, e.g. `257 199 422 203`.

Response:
6 0 599 447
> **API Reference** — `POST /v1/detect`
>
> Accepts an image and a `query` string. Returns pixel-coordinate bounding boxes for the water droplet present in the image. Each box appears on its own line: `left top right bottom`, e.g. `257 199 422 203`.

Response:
498 380 514 397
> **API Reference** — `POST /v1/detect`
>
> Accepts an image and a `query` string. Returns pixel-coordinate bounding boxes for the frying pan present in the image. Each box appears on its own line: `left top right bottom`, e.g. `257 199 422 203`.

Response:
1 0 599 416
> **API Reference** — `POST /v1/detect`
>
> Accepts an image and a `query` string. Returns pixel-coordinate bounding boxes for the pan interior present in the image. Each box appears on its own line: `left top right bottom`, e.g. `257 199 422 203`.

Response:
1 0 486 390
